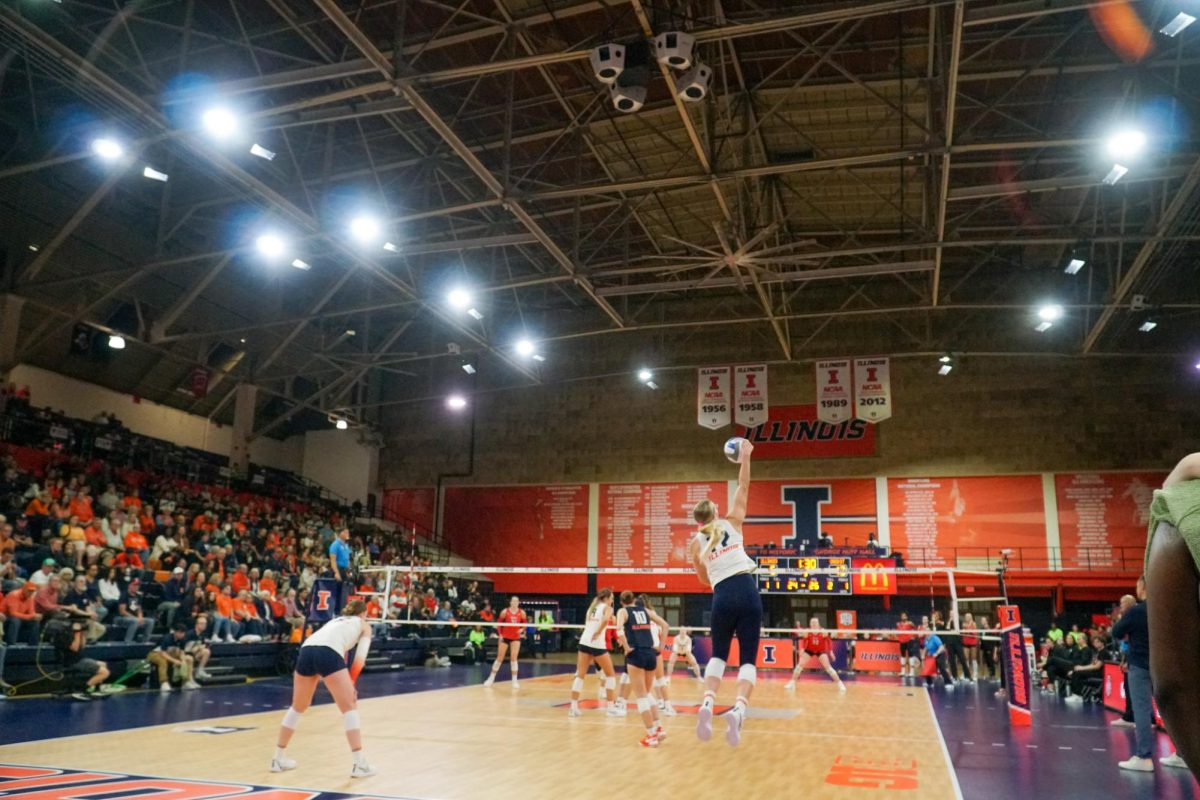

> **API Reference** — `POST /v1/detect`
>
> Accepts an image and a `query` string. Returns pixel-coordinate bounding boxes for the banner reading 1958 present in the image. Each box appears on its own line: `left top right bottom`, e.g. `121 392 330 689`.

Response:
734 364 768 427
697 366 732 429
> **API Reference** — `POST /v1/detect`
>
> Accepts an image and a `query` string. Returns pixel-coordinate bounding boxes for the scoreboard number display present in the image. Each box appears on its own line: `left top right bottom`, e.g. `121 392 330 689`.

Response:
757 556 853 595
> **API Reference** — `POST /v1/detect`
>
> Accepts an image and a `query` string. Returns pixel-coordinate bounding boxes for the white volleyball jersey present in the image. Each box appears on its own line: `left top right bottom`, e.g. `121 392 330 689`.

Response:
650 619 661 648
673 633 691 654
580 602 609 650
302 616 363 655
694 519 757 588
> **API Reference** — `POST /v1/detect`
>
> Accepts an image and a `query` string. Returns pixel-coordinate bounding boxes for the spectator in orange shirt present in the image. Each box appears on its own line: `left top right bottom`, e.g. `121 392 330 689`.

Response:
122 493 142 510
233 590 265 638
211 585 239 643
230 564 250 595
123 524 149 565
68 489 94 524
83 522 105 567
24 493 49 536
259 569 278 600
4 582 41 645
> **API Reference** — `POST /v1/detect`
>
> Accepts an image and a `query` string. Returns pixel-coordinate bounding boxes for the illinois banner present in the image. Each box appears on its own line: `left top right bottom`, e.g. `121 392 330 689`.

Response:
734 364 768 427
738 405 876 459
851 558 897 595
815 359 853 423
693 636 796 669
697 366 732 429
853 640 902 672
999 605 1032 727
853 357 892 423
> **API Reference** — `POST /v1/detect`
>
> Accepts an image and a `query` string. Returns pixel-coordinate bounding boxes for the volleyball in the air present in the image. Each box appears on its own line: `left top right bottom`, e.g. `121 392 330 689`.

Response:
723 437 747 463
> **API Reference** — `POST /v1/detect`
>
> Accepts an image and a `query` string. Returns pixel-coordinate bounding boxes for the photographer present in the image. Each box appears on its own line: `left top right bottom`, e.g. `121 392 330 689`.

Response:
46 617 110 701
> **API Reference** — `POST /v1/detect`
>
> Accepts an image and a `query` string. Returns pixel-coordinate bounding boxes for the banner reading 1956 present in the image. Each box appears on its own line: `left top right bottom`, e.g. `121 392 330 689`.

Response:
697 366 732 429
734 364 768 427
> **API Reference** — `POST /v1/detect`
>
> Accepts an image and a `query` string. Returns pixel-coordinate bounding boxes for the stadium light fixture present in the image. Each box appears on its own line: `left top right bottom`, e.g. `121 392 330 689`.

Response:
249 143 276 161
142 166 169 182
202 107 239 141
1139 318 1158 333
1106 129 1147 161
446 395 468 411
255 233 286 260
516 338 536 358
637 368 653 383
349 215 382 244
1103 164 1130 185
107 335 126 350
91 138 123 161
447 288 472 310
290 258 311 271
1162 12 1196 36
1038 304 1064 323
1064 249 1086 275
335 419 348 430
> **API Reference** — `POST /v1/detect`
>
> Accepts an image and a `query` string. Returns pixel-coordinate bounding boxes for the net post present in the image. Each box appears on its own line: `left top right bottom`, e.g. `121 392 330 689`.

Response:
946 568 960 631
381 567 394 622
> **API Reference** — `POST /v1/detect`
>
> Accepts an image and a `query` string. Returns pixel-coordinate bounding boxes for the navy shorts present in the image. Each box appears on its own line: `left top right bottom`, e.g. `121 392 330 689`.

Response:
296 645 347 677
710 572 763 663
625 648 659 671
577 644 608 657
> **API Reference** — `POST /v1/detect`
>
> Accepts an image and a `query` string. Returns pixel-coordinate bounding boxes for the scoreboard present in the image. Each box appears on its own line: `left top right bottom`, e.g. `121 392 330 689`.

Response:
757 556 853 596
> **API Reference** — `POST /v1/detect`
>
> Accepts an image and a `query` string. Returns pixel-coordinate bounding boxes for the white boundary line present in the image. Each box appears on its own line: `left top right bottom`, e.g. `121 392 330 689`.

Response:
924 687 965 800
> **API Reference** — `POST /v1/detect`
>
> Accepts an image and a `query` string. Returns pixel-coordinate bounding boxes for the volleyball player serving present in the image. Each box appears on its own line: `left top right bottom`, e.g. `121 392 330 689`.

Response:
688 437 762 747
569 588 620 717
484 595 527 689
616 591 666 747
270 599 375 778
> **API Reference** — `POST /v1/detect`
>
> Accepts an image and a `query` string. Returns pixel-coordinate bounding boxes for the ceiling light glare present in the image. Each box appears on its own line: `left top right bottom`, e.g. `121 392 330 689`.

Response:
1139 320 1158 333
637 368 653 383
383 242 401 253
290 258 311 271
335 419 349 430
938 355 952 364
532 354 546 362
1162 12 1196 36
1038 304 1064 322
142 166 169 182
91 138 123 161
938 363 953 376
516 339 536 358
255 233 286 260
249 143 276 160
467 308 484 321
462 363 476 375
202 107 239 140
1035 321 1053 333
1106 129 1147 161
349 215 382 244
447 288 472 310
107 335 126 350
1103 164 1130 185
446 395 468 411
1065 257 1086 275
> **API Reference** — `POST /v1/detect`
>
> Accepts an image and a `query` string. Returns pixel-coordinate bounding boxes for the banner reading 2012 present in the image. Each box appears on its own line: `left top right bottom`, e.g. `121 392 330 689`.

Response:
853 357 892 423
697 366 732 429
734 364 768 427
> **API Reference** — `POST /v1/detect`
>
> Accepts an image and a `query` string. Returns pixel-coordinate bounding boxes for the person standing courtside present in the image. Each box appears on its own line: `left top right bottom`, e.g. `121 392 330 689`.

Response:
1111 580 1154 772
329 528 353 606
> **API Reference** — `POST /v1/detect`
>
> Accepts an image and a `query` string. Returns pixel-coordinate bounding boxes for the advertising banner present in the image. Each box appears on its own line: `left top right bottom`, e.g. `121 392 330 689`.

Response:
851 558 898 595
815 359 853 424
734 364 768 427
697 366 732 429
999 605 1032 727
853 641 903 672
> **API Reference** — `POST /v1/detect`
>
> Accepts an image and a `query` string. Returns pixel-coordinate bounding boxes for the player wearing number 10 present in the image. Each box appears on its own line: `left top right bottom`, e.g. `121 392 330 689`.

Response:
688 438 763 747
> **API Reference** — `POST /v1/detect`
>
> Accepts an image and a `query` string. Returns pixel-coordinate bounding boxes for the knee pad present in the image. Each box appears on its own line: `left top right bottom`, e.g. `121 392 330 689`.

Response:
619 672 629 685
737 664 757 686
281 707 302 730
343 710 360 732
571 677 584 693
604 676 616 691
704 657 726 681
635 696 652 713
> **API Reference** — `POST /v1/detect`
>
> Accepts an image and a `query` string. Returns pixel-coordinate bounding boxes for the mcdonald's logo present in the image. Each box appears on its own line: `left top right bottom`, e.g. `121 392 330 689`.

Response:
850 559 897 595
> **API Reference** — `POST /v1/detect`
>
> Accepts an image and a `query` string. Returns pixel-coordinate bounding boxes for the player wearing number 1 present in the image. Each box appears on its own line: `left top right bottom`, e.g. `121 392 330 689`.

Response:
688 437 763 747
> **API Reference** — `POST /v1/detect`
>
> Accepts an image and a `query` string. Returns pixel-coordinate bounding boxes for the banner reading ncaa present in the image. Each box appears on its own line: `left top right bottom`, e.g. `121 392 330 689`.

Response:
738 404 877 459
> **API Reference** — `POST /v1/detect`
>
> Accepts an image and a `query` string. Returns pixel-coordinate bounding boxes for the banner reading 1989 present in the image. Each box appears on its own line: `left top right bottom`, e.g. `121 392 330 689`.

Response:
815 359 852 424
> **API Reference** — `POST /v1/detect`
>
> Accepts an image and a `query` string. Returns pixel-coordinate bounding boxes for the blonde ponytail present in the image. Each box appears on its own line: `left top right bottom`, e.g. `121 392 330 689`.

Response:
693 498 720 558
586 587 613 620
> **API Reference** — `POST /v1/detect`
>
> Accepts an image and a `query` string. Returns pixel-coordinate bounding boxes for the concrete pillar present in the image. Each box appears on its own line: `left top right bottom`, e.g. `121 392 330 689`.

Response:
230 383 257 474
0 294 25 381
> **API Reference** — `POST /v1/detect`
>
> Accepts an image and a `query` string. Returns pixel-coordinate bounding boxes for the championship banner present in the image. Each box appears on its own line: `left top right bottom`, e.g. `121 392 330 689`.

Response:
734 364 768 427
815 359 853 424
853 641 902 673
853 357 892 423
999 605 1032 727
836 609 857 633
851 558 898 595
188 366 210 399
697 366 732 429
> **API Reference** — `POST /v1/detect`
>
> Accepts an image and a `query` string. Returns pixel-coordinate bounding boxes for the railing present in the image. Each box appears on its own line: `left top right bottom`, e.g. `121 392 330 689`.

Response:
899 546 1145 572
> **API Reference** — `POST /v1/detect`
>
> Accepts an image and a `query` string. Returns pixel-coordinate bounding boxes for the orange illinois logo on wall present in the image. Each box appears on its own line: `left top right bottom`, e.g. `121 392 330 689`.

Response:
851 559 896 595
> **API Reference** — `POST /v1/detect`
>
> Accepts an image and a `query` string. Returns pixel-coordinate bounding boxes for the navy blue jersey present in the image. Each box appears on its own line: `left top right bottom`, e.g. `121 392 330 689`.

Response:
623 604 656 650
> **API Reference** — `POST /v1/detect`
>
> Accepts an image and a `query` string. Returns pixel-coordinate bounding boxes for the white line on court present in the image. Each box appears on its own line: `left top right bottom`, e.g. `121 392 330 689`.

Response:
925 688 965 800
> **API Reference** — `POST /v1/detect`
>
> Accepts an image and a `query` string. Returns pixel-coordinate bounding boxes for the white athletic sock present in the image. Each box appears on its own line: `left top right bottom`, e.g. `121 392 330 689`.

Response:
352 750 367 766
570 700 578 710
734 695 748 713
274 747 286 760
701 691 715 710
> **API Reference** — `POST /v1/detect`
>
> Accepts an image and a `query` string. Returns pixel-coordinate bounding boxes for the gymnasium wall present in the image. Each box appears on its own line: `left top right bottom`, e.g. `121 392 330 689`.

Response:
377 356 1197 590
8 364 305 472
378 356 1198 487
301 428 378 506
